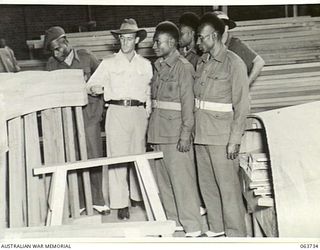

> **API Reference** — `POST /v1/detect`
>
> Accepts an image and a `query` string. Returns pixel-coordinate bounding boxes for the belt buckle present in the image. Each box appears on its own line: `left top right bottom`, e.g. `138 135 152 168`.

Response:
124 99 131 106
152 100 157 109
195 99 199 109
200 100 205 109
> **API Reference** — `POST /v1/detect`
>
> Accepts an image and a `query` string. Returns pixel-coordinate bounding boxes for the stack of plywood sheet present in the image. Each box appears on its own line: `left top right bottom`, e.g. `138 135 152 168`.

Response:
239 153 274 208
239 116 278 237
22 16 320 67
251 62 320 113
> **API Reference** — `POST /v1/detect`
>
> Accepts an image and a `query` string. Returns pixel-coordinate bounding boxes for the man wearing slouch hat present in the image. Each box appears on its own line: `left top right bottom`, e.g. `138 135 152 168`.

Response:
87 18 152 220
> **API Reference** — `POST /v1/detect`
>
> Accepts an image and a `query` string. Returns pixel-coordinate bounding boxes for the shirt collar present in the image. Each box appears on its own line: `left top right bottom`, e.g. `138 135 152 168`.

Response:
199 45 227 63
64 49 74 66
186 47 197 56
183 47 197 57
155 49 180 71
214 45 227 63
117 50 138 62
73 49 80 62
225 33 233 48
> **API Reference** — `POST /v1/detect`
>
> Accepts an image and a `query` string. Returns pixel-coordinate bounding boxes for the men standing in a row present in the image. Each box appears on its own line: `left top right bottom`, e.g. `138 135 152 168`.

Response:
44 26 109 215
87 18 153 220
214 11 265 85
194 13 249 237
148 21 202 237
178 12 201 69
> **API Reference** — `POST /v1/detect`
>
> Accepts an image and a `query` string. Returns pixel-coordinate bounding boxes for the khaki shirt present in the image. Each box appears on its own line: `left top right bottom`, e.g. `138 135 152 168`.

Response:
194 46 249 145
183 48 200 70
147 49 195 144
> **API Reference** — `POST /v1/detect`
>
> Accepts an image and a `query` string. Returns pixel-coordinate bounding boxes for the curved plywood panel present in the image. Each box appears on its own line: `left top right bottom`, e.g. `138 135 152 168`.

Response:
0 69 88 121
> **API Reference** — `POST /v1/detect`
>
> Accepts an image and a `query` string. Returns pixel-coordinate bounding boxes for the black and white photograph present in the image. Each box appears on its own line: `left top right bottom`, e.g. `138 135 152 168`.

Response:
0 1 320 248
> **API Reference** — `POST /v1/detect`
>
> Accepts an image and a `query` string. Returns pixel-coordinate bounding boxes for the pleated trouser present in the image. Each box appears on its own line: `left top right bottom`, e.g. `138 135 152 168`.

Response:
195 144 246 237
106 105 147 209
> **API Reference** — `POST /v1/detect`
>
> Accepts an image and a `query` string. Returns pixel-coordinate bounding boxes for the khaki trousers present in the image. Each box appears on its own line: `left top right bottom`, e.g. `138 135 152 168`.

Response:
106 105 147 209
153 144 202 233
195 144 246 237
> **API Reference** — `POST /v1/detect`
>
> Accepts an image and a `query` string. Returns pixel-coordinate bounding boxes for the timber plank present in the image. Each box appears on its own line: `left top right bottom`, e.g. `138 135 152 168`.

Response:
8 117 26 228
251 80 320 91
0 152 7 228
24 112 44 227
34 152 164 175
41 108 69 222
135 156 166 221
251 94 320 106
251 89 320 100
74 107 93 216
62 107 80 219
47 168 67 226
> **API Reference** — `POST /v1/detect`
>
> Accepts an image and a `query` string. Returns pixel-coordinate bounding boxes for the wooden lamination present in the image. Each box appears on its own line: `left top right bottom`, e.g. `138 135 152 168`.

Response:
41 108 70 222
0 153 7 228
62 107 81 219
8 117 26 228
24 112 45 226
0 70 88 120
46 168 68 226
74 107 93 216
1 70 102 229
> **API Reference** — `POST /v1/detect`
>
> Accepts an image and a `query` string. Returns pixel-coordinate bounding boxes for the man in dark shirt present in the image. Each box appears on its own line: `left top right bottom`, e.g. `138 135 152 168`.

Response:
44 26 109 215
213 11 265 85
178 12 201 69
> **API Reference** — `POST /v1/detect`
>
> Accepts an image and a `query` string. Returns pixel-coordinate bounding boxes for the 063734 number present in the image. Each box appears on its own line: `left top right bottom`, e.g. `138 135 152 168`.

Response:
300 244 319 248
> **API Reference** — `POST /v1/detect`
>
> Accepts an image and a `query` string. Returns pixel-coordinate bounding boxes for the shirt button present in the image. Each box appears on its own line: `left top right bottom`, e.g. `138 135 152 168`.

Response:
200 82 205 86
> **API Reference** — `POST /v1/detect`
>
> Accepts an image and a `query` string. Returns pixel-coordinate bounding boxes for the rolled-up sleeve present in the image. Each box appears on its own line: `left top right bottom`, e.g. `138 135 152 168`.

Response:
86 60 109 94
178 63 195 141
229 59 250 144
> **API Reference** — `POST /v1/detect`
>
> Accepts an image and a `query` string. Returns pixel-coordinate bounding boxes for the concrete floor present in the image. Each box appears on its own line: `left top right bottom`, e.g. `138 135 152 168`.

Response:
72 205 209 237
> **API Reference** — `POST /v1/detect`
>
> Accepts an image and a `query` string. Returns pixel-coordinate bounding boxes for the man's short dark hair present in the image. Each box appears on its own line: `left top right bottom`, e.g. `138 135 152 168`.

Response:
199 12 225 38
155 21 180 42
179 12 200 31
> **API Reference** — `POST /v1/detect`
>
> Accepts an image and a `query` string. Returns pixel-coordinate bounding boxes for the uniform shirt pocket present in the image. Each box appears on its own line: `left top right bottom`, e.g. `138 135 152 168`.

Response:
160 77 179 100
207 73 231 96
204 111 233 136
159 110 181 137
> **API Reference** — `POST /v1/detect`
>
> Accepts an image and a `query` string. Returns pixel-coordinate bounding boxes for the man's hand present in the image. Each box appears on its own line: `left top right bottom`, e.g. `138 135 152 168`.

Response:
227 143 240 160
177 138 191 153
89 85 104 96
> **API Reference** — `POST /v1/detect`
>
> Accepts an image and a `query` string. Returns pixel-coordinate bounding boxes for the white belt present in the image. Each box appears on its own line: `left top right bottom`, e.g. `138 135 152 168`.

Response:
152 100 181 111
195 98 233 112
